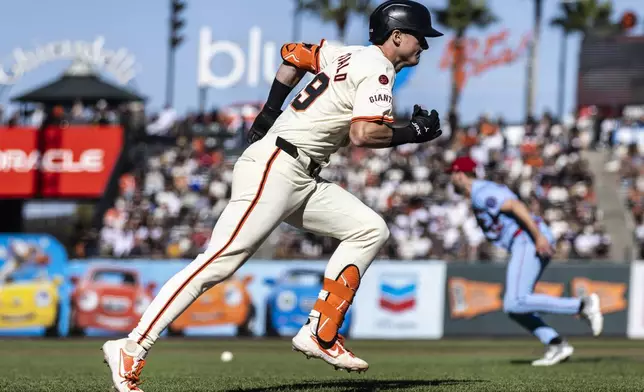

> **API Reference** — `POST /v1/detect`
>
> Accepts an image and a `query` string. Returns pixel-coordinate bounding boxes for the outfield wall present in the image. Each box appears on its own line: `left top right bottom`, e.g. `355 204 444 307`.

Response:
445 264 630 337
1 234 642 339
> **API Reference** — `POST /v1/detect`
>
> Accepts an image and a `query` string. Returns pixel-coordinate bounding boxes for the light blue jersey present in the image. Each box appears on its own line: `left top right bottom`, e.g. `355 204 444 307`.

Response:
471 180 551 250
469 179 580 346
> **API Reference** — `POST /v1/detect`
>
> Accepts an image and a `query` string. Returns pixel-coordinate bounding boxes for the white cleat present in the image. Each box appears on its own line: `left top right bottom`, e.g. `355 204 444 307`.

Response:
580 293 603 336
101 338 148 392
532 342 574 366
291 323 368 373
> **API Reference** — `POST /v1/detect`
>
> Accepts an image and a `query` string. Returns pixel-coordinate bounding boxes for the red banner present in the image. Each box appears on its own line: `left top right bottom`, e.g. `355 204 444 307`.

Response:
0 128 38 197
0 125 123 198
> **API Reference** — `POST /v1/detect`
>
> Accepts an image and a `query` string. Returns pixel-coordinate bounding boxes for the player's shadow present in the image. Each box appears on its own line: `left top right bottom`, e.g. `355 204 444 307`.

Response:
510 357 603 365
225 378 486 392
511 356 639 365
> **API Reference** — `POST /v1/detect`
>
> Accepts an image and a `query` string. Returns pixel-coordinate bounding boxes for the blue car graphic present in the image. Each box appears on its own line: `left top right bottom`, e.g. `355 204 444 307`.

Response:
264 269 352 337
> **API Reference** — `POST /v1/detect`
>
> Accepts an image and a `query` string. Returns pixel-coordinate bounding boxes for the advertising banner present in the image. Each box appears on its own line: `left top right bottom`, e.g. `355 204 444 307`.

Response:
66 259 446 339
0 125 123 198
66 260 349 338
351 262 446 339
627 261 644 339
0 234 70 336
445 264 629 337
0 127 38 197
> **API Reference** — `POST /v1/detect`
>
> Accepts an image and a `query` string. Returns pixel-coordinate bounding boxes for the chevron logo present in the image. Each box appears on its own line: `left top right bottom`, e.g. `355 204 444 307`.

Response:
378 276 417 313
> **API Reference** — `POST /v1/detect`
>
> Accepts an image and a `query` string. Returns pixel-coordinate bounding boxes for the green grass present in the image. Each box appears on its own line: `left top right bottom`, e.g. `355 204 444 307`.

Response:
2 338 644 391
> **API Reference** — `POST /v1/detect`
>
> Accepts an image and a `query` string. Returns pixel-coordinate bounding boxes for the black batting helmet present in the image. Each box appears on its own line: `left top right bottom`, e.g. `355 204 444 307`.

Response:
369 0 443 50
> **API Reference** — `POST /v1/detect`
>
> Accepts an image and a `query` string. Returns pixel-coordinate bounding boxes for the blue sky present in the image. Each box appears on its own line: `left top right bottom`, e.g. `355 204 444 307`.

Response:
0 0 643 124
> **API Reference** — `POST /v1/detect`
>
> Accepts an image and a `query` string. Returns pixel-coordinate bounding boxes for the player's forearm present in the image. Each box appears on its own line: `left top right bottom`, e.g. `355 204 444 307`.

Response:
508 200 542 240
349 122 393 148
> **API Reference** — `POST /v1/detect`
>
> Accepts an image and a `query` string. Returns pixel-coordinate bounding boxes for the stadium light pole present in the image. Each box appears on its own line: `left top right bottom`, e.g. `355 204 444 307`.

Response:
525 0 542 119
199 86 207 113
167 0 187 107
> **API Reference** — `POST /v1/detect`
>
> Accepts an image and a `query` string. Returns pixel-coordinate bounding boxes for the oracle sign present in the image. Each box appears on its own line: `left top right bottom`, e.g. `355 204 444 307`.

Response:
0 149 104 173
0 126 123 198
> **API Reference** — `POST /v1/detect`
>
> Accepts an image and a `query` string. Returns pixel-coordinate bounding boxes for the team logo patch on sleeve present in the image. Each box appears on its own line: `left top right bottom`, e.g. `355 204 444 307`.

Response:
368 88 393 108
379 75 389 85
485 197 497 208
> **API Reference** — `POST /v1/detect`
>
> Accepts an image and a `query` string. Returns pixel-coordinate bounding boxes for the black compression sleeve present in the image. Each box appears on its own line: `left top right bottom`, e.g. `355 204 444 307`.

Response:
265 77 292 111
388 124 417 147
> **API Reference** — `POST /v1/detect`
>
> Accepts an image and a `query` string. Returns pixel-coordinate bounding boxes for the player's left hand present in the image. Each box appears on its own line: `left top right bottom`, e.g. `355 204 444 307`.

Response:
535 234 554 258
247 106 283 144
409 104 442 143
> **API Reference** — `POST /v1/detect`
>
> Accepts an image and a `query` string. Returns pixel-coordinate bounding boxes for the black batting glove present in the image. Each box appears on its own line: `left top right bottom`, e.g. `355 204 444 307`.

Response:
409 104 442 143
247 106 283 144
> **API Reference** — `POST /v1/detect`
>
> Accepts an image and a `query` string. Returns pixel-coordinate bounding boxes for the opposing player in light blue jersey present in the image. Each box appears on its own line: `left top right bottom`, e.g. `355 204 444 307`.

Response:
447 156 604 366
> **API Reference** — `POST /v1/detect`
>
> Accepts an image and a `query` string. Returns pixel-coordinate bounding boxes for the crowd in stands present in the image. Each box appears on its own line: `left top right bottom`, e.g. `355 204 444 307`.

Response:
622 147 644 259
602 109 644 259
0 100 124 128
84 101 623 263
90 102 260 259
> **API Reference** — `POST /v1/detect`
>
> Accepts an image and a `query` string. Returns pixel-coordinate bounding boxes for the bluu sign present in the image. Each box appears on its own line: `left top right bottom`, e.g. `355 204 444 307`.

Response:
198 26 279 89
197 26 415 92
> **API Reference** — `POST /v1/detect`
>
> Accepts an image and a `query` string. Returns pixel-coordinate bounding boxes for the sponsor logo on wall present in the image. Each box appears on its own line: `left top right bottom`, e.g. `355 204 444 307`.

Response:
352 262 446 339
0 126 123 198
379 275 417 313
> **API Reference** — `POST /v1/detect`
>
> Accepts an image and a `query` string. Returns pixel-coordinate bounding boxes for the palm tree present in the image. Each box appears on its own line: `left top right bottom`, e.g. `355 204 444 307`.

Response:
550 0 618 119
525 0 543 119
299 0 373 43
433 0 497 116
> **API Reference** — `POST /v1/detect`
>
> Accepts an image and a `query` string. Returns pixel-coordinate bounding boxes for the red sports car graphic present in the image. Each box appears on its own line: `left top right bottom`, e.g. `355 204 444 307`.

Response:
69 267 156 335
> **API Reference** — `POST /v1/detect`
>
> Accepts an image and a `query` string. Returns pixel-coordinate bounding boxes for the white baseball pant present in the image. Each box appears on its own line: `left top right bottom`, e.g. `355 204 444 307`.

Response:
129 133 390 350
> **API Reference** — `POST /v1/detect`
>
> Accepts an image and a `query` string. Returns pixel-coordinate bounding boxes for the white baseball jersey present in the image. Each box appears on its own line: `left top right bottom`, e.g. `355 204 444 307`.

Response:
127 39 396 356
269 40 396 165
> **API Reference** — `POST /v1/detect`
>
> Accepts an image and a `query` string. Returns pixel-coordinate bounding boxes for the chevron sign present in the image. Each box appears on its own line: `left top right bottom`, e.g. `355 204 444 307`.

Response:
378 276 417 313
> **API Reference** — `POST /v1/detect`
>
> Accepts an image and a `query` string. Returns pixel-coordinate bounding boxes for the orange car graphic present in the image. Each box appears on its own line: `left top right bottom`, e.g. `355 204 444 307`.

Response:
168 275 255 336
70 267 156 335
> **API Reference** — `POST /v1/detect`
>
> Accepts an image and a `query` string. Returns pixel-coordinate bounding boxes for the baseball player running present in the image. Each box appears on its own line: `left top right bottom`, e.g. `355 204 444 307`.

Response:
447 156 604 366
102 1 444 390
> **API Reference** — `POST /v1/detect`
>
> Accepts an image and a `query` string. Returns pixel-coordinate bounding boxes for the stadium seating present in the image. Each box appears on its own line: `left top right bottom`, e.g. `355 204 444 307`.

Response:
87 107 620 263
